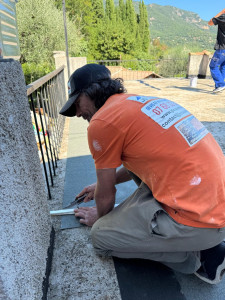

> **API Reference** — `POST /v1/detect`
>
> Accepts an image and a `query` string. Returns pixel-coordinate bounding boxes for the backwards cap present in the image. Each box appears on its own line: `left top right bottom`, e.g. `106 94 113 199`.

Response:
59 64 111 117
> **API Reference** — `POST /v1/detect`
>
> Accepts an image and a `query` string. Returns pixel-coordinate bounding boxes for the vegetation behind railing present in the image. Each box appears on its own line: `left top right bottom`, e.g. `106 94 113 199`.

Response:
27 66 66 199
88 58 189 80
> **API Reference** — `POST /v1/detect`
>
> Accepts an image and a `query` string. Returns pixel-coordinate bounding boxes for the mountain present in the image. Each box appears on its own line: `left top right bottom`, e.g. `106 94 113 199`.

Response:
112 1 217 50
138 3 217 50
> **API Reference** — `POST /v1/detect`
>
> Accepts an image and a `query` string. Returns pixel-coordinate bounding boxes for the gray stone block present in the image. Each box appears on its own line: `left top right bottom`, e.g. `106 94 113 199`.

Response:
0 60 52 299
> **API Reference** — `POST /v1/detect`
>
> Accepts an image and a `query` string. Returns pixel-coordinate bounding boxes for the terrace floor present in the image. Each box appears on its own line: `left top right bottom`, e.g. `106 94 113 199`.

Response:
47 78 225 300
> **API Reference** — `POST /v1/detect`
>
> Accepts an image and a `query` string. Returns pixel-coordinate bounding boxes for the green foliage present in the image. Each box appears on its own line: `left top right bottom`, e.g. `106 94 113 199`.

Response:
55 0 151 61
121 58 158 73
158 58 188 78
16 0 85 65
118 0 126 20
142 3 217 50
92 19 132 60
125 0 137 29
92 0 105 24
22 62 54 85
149 39 167 59
105 0 115 20
138 0 150 52
158 46 190 77
55 0 93 34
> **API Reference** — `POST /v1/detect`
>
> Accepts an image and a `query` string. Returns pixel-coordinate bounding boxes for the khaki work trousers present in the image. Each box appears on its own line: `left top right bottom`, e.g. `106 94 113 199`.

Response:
91 181 225 274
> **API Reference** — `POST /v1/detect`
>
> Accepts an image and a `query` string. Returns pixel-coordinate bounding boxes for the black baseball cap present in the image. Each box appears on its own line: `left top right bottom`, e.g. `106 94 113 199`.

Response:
59 64 111 117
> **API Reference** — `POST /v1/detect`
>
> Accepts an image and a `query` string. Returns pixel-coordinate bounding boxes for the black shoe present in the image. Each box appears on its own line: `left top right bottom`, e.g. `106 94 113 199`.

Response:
194 242 225 284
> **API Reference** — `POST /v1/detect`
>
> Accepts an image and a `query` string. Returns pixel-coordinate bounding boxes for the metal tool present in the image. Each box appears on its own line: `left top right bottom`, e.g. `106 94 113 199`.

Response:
50 193 88 216
64 193 88 209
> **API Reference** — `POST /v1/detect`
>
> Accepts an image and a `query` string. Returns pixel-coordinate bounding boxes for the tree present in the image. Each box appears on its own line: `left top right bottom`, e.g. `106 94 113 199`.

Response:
118 0 126 20
138 0 150 52
55 0 93 36
91 0 104 24
16 0 85 65
125 0 137 29
53 0 151 61
105 0 115 21
95 19 127 60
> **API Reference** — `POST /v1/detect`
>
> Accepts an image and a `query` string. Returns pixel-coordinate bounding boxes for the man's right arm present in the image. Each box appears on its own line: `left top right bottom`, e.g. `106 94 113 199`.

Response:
208 8 225 26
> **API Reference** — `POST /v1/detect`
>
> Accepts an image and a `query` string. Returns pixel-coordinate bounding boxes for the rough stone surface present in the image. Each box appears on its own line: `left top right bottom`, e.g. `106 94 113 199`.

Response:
0 61 52 300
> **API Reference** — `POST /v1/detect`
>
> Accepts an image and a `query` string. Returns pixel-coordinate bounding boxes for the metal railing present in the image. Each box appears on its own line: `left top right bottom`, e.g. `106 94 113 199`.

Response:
88 58 189 80
27 66 66 199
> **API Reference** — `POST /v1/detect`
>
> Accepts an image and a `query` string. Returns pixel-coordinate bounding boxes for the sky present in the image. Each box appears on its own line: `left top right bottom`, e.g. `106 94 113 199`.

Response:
143 0 224 21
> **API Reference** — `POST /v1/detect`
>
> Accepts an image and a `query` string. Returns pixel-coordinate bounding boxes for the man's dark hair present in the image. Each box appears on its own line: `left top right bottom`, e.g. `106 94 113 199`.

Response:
82 78 126 110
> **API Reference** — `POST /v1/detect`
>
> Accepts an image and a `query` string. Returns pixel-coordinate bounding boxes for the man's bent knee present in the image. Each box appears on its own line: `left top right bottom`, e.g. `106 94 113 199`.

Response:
91 220 112 257
90 220 101 248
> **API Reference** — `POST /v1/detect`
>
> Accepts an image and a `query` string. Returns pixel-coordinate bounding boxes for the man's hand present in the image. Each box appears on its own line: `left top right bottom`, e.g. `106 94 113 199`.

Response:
76 183 96 202
74 206 98 227
76 168 130 204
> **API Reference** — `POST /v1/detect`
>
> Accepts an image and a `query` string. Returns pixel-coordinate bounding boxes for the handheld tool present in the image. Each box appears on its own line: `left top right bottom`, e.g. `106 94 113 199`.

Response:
50 193 88 216
64 193 88 209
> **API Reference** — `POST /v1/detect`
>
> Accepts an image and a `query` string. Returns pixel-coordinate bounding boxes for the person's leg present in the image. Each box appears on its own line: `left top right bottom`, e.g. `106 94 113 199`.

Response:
210 50 225 88
91 183 225 274
219 50 225 84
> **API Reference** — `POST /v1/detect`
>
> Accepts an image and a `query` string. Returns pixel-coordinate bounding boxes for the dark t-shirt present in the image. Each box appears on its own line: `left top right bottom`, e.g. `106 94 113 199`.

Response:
213 14 225 49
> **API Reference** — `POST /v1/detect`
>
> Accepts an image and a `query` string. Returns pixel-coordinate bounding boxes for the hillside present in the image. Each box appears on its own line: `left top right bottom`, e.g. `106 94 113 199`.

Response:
141 3 217 50
112 0 217 50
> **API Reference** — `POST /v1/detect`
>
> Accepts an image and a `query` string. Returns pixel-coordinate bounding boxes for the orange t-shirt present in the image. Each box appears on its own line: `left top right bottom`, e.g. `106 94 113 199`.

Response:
88 94 225 228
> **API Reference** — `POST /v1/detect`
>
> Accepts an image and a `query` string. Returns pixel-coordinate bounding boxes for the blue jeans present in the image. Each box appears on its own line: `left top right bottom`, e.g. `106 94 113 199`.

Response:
209 49 225 88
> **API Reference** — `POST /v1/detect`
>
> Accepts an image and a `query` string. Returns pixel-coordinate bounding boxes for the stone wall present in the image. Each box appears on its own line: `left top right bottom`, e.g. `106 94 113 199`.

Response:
187 50 213 78
53 51 87 87
0 60 52 299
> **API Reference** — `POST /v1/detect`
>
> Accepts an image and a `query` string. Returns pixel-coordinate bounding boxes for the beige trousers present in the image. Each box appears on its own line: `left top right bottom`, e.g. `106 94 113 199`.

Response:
91 182 225 274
